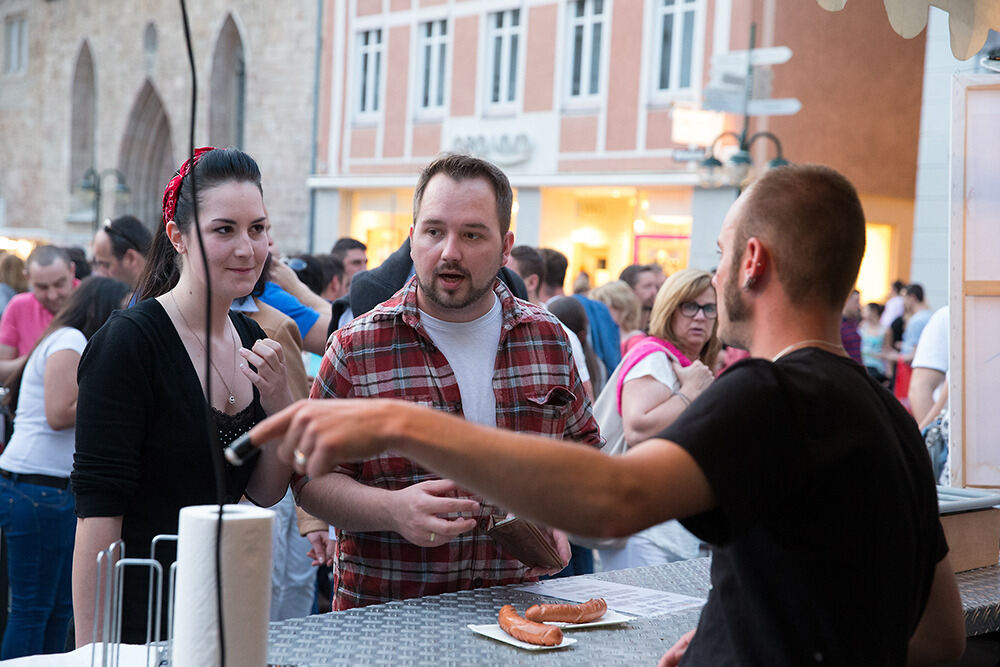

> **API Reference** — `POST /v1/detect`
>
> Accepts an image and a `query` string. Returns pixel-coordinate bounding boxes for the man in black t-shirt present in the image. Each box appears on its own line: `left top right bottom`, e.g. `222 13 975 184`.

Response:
254 165 965 665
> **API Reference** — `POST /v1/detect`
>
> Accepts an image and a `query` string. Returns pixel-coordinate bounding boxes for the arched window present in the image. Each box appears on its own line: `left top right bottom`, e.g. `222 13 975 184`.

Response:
118 80 173 228
209 14 246 149
69 42 96 195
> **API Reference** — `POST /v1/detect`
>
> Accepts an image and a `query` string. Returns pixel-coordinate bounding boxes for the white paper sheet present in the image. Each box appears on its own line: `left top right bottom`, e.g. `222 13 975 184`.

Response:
513 578 705 617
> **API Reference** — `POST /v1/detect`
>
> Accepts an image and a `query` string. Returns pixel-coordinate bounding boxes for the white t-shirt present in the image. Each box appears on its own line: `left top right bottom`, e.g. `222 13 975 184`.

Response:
625 350 678 389
912 306 948 373
419 295 503 427
0 327 87 477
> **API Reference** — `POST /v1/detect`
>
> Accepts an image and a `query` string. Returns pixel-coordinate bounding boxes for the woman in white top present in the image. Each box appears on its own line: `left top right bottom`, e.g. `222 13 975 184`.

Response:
600 268 718 570
0 276 130 658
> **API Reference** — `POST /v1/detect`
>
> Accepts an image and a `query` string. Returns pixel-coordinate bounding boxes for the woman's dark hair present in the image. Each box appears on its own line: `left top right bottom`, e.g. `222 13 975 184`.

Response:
135 148 263 301
5 276 131 413
547 296 603 390
250 253 273 298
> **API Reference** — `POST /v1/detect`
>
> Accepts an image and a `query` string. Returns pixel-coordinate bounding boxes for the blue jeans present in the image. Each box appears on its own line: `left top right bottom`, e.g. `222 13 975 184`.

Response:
0 477 76 658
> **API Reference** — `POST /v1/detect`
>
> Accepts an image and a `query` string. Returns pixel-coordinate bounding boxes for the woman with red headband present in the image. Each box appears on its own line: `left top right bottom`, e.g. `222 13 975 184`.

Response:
70 147 293 646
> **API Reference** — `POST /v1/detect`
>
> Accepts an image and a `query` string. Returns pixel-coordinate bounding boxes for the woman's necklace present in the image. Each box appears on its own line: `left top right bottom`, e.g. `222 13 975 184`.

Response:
771 339 846 362
170 291 239 405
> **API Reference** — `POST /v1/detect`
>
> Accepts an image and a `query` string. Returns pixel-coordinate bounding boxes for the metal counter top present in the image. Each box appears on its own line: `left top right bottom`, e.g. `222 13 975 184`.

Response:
265 558 1000 666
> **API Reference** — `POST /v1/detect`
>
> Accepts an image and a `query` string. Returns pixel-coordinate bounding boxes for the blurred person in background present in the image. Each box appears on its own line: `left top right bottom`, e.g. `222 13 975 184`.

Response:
315 254 349 302
0 254 27 315
330 237 368 281
0 276 129 658
893 283 931 407
63 248 91 281
598 268 717 570
549 296 606 403
286 254 325 297
619 264 659 331
880 280 906 329
591 280 645 355
0 246 77 384
840 289 863 365
91 215 152 289
860 302 888 384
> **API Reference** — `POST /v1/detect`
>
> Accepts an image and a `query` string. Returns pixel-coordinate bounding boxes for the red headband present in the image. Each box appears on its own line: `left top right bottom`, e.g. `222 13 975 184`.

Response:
161 146 216 227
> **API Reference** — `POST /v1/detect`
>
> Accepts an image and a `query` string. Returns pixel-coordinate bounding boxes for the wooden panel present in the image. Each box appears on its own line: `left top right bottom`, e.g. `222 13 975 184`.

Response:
964 87 1000 281
962 296 1000 487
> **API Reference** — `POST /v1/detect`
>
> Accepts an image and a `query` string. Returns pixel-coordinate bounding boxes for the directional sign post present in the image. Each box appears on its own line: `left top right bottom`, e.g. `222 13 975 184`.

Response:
703 44 800 117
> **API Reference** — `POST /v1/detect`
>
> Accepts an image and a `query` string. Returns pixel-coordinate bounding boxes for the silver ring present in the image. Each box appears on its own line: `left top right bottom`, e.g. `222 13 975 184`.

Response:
428 532 436 544
294 449 307 466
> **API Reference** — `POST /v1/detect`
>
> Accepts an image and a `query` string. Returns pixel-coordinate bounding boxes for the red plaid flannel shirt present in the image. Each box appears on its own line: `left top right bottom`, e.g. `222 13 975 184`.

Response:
309 276 601 609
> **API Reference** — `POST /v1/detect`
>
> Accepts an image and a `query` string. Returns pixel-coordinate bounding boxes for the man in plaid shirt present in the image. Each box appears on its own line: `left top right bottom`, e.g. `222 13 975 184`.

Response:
296 155 601 609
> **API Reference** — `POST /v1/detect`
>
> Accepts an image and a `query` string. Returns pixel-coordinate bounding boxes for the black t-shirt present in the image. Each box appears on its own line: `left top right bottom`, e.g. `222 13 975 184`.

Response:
662 348 946 666
72 298 268 643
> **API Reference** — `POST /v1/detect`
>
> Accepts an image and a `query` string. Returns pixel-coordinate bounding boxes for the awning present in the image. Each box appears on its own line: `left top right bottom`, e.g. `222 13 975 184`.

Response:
817 0 1000 60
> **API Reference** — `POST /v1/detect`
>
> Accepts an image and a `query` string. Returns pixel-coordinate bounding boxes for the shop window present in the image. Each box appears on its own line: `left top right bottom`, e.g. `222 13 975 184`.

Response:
418 20 448 112
652 0 704 101
4 14 27 75
357 29 383 116
566 0 604 103
486 9 521 111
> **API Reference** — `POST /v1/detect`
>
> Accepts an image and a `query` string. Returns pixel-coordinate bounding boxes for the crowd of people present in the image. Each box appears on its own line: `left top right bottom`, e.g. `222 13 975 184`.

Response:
0 149 963 665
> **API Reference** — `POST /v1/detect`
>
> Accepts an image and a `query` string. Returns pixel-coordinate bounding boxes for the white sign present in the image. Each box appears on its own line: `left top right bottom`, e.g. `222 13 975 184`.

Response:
451 133 533 167
711 46 793 70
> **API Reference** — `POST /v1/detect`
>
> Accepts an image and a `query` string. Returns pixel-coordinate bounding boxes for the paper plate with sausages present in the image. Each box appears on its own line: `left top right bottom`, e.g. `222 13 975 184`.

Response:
539 608 634 629
467 623 578 650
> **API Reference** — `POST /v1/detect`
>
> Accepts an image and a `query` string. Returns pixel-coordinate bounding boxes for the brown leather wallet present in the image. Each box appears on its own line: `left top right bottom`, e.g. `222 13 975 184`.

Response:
486 516 564 569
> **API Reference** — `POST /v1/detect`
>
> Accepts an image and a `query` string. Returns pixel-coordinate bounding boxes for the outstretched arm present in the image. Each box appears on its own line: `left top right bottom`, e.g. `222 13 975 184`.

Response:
249 399 715 539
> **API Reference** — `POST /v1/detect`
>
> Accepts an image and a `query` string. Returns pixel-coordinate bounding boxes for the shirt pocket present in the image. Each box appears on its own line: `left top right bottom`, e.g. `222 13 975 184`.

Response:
516 386 576 438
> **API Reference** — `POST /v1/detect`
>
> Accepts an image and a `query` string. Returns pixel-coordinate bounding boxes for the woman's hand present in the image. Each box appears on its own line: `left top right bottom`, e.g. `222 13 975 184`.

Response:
240 338 293 416
672 360 714 398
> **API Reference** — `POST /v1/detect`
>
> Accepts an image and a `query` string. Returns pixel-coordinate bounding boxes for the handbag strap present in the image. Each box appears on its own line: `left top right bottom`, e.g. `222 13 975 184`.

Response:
616 336 693 415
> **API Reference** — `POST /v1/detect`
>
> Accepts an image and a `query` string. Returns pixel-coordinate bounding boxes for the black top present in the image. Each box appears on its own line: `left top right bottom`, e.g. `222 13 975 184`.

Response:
663 349 946 667
71 298 267 642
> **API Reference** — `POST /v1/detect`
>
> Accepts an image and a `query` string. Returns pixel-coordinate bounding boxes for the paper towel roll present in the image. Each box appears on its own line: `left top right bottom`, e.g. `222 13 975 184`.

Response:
173 504 274 667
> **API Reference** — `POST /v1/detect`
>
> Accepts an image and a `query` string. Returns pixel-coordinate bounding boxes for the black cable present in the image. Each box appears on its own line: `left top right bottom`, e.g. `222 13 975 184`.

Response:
178 2 227 665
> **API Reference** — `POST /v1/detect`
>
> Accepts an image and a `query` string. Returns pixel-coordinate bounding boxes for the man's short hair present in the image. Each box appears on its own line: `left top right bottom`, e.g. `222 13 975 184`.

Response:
906 283 925 303
619 264 653 289
413 154 513 236
104 215 153 259
26 245 72 271
892 280 906 293
316 253 345 285
538 248 568 289
738 164 866 309
509 246 546 284
331 237 366 260
64 246 91 279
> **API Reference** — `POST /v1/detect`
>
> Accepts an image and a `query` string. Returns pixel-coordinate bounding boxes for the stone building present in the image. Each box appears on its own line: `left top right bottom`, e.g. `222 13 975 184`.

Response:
0 0 320 252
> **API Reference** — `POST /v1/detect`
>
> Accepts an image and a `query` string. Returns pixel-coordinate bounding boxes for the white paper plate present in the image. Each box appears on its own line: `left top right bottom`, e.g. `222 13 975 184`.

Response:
540 609 635 629
467 623 577 650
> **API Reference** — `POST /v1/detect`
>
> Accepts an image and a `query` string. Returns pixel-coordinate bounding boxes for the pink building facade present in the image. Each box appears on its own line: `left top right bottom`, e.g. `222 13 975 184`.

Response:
311 0 924 297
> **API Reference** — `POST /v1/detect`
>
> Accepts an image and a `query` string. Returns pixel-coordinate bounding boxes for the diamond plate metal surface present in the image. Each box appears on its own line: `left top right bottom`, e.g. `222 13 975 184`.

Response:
266 559 712 666
264 558 1000 664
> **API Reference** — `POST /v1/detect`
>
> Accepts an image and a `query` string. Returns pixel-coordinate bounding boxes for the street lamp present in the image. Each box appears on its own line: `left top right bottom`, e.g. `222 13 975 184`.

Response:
79 167 129 232
699 130 789 189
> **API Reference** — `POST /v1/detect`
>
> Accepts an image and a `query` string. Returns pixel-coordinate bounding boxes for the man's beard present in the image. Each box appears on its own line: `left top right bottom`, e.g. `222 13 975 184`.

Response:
720 259 752 349
416 261 498 312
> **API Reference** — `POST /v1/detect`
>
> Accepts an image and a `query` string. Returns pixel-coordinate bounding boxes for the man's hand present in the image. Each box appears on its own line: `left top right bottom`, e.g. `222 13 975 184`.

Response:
305 530 335 567
524 528 571 578
250 399 403 476
387 479 480 547
658 628 695 667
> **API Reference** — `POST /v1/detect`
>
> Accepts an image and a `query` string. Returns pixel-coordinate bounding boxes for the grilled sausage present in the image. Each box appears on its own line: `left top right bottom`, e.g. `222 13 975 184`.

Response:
498 605 564 646
524 598 607 624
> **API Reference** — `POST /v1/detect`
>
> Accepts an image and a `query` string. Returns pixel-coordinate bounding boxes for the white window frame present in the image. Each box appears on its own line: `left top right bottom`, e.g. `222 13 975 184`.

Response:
649 0 706 104
4 14 28 75
564 0 607 108
355 28 384 121
484 8 523 115
416 19 449 116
